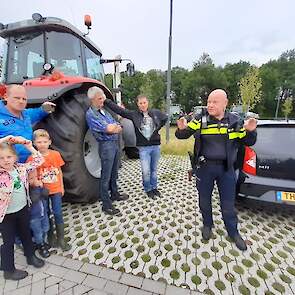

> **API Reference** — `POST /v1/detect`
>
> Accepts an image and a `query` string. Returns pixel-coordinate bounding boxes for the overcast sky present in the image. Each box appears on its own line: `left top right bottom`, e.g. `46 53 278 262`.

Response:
1 0 295 73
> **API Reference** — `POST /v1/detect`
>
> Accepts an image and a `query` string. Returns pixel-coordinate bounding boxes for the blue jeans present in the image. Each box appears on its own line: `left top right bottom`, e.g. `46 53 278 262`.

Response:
196 163 238 238
47 193 64 225
30 200 50 244
98 141 119 209
138 145 161 192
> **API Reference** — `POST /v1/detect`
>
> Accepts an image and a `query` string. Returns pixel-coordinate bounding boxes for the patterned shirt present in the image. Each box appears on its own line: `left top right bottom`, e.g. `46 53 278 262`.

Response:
6 169 27 214
140 112 155 140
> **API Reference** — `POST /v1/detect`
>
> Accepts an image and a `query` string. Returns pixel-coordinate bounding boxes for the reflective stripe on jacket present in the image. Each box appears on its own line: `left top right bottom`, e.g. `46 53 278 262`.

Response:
187 119 247 139
175 111 257 169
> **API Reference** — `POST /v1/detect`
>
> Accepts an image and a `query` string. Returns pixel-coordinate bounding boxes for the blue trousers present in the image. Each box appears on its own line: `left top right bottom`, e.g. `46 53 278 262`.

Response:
138 145 161 192
196 163 238 238
98 141 119 209
47 193 64 225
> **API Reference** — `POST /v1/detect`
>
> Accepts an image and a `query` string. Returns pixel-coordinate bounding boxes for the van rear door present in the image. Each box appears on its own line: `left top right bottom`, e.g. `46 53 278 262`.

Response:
253 124 295 181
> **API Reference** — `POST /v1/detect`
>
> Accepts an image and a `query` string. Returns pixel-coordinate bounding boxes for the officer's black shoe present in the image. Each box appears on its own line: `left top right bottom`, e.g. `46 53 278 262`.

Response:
146 190 155 199
4 269 28 281
152 189 161 197
37 243 50 258
111 192 129 201
201 226 212 240
102 206 120 215
232 235 247 251
26 254 45 268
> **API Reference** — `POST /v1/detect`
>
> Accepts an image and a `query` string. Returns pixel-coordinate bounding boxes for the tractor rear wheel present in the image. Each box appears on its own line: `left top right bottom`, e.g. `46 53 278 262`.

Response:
38 92 100 203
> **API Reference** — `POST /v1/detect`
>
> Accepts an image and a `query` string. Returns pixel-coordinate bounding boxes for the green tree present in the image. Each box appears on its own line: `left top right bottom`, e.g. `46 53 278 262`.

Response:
178 53 228 112
104 73 113 89
239 66 262 112
121 71 145 109
258 62 280 117
139 70 165 110
171 66 189 107
223 61 250 106
282 97 293 119
104 71 145 109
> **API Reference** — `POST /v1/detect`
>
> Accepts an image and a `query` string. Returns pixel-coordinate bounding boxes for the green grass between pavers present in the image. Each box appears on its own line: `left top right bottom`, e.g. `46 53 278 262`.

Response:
160 126 194 155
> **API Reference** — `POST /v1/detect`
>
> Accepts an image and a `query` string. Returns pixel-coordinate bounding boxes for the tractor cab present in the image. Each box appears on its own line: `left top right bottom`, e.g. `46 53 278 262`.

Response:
0 14 134 203
0 14 104 85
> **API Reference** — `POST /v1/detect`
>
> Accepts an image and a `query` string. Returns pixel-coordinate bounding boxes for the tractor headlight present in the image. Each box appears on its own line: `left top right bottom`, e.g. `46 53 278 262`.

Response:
43 63 54 72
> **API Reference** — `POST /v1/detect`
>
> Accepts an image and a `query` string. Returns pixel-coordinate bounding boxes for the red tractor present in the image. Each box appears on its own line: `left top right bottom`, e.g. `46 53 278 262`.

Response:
0 13 134 203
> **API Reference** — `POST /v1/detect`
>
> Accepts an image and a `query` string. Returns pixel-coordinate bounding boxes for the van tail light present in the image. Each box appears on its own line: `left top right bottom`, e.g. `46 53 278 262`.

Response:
242 146 256 176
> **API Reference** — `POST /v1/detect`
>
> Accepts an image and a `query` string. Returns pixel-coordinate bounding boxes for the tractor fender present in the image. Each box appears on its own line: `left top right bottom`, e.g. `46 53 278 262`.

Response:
24 78 114 105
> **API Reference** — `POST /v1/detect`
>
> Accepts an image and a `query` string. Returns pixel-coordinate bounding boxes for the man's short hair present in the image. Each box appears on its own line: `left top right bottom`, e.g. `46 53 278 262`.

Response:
33 129 51 140
136 95 148 103
87 86 106 100
6 84 26 96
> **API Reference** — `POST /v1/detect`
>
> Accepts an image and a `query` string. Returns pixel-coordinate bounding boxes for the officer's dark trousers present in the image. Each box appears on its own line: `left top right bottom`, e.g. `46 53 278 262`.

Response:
196 163 238 238
0 206 34 271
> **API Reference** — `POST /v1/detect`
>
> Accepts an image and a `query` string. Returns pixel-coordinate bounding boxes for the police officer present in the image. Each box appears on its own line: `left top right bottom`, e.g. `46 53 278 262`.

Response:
176 89 257 251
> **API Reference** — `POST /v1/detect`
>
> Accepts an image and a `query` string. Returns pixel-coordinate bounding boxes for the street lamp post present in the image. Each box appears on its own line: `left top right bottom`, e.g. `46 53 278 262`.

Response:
165 0 173 143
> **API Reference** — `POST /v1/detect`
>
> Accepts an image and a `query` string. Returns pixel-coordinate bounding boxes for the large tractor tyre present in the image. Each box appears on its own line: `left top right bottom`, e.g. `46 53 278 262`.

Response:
38 92 100 203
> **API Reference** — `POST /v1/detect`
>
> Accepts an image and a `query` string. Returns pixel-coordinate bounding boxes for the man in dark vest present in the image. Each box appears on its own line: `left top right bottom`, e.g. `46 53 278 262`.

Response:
176 89 257 251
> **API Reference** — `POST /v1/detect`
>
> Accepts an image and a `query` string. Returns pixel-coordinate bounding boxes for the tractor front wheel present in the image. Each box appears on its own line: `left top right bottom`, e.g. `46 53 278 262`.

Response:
39 92 100 203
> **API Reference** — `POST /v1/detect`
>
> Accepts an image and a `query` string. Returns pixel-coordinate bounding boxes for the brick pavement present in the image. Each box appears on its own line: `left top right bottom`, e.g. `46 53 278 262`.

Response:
0 249 202 295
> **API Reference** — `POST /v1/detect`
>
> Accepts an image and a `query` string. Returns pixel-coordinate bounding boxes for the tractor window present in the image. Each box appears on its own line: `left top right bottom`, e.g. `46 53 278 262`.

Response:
84 46 104 81
7 32 45 83
46 32 83 76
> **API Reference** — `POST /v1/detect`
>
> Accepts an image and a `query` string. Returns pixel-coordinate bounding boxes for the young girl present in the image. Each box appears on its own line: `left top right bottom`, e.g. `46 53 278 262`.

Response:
0 135 45 281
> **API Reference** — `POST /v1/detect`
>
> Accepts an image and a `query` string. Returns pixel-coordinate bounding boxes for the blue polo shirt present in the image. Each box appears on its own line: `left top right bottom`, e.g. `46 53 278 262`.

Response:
0 101 48 162
86 107 118 142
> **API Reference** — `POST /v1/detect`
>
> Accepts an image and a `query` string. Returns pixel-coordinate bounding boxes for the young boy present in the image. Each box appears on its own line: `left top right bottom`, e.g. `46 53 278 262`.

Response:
27 129 71 251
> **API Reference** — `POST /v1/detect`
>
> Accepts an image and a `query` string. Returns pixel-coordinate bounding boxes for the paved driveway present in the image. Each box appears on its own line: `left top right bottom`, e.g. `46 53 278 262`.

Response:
58 156 295 295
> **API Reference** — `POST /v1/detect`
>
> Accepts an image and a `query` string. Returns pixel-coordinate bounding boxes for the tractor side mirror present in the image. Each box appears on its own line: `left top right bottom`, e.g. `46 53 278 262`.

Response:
126 62 135 77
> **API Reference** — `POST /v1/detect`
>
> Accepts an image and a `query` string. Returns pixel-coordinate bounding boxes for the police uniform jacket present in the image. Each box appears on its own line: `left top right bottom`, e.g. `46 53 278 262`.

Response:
175 111 257 170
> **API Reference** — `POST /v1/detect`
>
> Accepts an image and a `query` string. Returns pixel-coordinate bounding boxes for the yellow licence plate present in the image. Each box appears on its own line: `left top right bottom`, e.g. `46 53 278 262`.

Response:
277 191 295 202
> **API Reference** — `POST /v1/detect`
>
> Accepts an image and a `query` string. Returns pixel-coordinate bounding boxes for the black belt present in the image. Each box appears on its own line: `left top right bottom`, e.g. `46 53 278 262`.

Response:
205 159 226 165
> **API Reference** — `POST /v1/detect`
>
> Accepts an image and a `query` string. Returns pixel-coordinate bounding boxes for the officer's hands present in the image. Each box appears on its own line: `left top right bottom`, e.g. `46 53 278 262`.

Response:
177 117 188 130
244 118 257 132
42 101 56 113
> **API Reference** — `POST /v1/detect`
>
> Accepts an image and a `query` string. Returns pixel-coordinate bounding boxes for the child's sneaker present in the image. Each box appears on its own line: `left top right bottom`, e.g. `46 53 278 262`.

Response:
37 243 50 258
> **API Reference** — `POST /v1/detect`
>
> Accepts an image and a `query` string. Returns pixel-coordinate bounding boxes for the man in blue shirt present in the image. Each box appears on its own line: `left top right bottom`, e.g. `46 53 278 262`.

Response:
0 84 56 266
0 84 56 162
86 86 128 215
